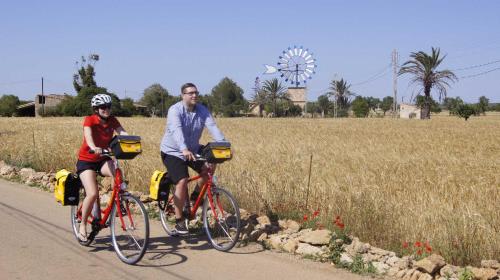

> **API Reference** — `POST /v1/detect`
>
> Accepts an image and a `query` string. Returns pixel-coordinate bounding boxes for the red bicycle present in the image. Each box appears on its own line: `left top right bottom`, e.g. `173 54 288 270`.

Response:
158 155 241 251
70 149 150 264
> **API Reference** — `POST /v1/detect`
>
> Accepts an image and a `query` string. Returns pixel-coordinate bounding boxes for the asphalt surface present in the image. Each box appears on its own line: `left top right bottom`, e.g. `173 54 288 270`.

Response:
0 179 369 280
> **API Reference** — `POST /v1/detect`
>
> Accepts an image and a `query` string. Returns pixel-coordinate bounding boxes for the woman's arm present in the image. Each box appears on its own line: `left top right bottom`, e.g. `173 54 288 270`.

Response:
115 126 128 135
83 126 101 153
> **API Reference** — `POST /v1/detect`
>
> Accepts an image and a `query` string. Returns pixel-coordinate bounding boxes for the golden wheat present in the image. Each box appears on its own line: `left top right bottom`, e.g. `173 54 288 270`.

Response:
0 115 498 265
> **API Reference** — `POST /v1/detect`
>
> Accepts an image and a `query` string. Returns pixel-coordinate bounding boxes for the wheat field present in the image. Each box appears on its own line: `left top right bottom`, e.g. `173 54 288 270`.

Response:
0 115 498 265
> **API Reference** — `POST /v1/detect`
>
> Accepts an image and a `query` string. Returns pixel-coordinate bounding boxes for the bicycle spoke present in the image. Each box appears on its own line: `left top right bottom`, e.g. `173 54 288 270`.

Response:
203 187 241 251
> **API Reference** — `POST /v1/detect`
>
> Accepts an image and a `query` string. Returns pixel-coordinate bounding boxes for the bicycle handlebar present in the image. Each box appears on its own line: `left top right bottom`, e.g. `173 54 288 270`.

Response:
193 154 207 162
89 148 113 156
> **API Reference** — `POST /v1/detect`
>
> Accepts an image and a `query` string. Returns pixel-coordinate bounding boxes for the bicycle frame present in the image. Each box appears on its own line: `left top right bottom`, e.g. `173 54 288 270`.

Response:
167 163 223 222
77 156 133 231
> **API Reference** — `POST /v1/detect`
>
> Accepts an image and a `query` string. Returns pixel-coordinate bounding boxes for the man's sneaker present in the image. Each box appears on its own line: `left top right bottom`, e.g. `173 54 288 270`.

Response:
172 218 189 235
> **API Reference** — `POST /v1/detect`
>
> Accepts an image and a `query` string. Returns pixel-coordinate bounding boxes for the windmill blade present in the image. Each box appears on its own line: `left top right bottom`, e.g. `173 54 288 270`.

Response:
263 64 278 74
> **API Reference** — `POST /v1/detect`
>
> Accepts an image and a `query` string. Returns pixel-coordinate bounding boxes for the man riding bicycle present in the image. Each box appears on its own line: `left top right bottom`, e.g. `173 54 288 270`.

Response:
160 82 227 235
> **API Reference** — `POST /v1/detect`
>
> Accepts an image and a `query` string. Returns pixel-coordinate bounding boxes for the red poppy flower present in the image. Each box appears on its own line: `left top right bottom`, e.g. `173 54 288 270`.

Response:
337 222 345 229
416 249 423 255
414 241 422 248
425 246 432 253
402 241 409 248
312 210 320 218
303 214 308 222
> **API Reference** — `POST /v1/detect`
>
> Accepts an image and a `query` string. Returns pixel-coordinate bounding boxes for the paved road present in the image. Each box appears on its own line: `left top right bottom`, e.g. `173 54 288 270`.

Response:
0 179 369 280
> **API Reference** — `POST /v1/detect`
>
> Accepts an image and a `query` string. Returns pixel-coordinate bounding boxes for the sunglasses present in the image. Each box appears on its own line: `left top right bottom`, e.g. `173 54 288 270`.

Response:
98 105 111 110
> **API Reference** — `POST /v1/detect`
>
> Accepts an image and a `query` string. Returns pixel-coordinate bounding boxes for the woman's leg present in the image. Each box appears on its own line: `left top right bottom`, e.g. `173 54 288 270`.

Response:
99 160 115 177
79 170 99 236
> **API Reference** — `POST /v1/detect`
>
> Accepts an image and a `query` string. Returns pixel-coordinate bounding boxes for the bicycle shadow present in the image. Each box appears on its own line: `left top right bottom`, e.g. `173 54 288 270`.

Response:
87 227 265 267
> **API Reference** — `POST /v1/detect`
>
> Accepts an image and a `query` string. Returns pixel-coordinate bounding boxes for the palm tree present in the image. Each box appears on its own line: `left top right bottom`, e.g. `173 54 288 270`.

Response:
251 89 268 117
328 78 354 117
398 47 458 119
262 78 288 117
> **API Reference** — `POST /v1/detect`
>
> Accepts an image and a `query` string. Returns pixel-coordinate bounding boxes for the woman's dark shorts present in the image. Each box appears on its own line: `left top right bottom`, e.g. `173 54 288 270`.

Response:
161 152 204 184
76 160 108 176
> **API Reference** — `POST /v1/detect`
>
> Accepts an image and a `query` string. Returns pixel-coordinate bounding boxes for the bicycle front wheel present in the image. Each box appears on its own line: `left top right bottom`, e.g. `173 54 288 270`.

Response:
110 193 149 265
202 187 241 251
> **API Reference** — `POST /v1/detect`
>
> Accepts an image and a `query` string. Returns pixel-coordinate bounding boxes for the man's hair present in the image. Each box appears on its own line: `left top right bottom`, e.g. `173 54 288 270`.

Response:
181 83 197 94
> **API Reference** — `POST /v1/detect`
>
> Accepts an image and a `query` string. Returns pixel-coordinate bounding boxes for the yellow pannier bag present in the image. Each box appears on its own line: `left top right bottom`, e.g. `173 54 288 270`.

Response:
201 142 232 163
149 170 171 201
109 135 142 159
54 169 81 206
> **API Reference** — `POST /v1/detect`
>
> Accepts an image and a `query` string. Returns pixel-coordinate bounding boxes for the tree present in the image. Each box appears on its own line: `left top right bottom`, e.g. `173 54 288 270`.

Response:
73 54 99 93
251 89 268 117
305 102 320 118
210 77 247 117
456 104 476 121
317 94 330 117
262 78 288 117
477 96 489 115
443 97 464 114
287 104 302 117
120 98 136 117
328 78 354 117
415 95 441 114
140 84 174 117
0 94 20 117
351 96 369 117
380 96 394 116
398 47 457 119
365 96 381 113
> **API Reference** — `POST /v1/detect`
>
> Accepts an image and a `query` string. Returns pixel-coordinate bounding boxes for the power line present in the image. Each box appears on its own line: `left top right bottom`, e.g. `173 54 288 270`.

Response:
351 64 392 86
0 79 39 86
460 67 500 79
451 59 500 71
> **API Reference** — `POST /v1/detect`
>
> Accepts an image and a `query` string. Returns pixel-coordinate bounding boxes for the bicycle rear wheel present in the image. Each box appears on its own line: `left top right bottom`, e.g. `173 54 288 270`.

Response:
70 188 94 246
110 193 149 265
202 187 241 251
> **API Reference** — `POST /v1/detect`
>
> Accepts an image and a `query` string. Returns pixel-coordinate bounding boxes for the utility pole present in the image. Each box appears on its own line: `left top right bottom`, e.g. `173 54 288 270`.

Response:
41 77 44 117
392 49 398 118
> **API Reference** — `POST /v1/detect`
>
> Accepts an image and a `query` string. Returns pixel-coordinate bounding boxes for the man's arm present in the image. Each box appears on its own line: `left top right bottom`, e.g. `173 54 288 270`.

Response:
205 112 226 142
168 108 188 151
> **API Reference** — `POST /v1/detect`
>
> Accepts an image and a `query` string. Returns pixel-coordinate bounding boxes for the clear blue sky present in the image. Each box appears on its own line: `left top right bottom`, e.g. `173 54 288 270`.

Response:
1 0 499 103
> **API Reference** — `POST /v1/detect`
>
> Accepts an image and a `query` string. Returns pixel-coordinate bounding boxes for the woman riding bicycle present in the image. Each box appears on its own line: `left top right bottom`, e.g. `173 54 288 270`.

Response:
76 94 128 242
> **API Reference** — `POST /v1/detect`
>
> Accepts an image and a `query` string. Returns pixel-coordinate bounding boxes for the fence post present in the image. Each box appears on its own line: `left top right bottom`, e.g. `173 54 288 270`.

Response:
305 154 313 209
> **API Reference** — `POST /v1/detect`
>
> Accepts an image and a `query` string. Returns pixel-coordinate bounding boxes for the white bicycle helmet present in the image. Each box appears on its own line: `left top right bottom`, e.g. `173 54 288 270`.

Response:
91 94 112 107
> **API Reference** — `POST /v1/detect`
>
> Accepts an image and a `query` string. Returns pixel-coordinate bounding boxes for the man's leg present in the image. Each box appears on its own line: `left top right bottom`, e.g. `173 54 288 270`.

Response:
190 163 216 201
173 178 188 219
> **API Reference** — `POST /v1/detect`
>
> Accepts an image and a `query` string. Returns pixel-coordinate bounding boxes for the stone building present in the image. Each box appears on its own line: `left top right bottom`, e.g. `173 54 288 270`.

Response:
248 87 307 117
17 94 67 117
399 103 421 119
